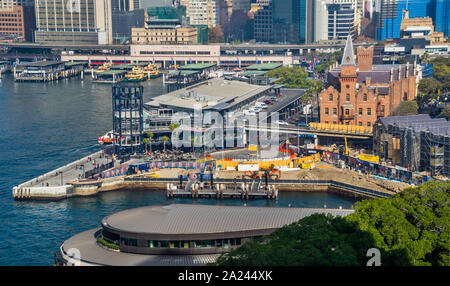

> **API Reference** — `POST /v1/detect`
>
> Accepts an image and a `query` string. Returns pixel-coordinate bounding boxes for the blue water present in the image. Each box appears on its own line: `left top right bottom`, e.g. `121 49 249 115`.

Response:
0 74 357 266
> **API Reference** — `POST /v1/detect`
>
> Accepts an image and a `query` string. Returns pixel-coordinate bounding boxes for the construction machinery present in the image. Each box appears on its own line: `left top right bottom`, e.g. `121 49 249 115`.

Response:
261 164 281 180
244 171 260 179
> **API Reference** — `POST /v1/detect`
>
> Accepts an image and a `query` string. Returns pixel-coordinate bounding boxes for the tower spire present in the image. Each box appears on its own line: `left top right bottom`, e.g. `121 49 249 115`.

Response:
341 35 356 66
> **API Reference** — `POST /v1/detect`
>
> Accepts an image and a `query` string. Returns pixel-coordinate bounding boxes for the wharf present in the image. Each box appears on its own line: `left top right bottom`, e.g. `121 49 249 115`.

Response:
165 180 279 200
12 148 115 200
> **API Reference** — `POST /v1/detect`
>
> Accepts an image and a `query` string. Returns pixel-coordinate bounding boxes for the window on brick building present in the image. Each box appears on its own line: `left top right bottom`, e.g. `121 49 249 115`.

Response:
346 94 350 101
359 108 362 115
367 108 371 115
325 108 329 115
333 108 337 115
367 122 371 126
359 122 362 126
333 121 337 124
363 94 367 101
403 92 408 101
329 94 333 101
346 84 349 89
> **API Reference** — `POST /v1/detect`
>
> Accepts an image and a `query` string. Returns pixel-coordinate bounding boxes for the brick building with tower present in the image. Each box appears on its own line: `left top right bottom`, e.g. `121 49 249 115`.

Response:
318 35 419 127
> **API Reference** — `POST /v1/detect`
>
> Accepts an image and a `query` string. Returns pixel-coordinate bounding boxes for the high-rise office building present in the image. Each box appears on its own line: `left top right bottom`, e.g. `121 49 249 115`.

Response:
374 0 439 40
0 0 33 10
272 0 314 44
111 0 142 11
254 0 273 42
180 0 219 27
435 0 450 37
313 0 356 42
34 0 112 45
0 0 35 42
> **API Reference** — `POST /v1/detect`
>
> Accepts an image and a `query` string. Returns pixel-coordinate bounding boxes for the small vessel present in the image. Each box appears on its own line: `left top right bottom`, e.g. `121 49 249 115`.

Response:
124 66 147 82
144 63 161 79
95 62 112 74
98 130 115 145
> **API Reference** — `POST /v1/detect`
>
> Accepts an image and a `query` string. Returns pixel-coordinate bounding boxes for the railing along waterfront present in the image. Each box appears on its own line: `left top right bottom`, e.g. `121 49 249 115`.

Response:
123 177 393 198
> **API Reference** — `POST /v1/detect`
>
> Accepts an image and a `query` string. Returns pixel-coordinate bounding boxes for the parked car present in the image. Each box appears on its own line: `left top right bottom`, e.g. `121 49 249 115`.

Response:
274 120 289 126
264 100 274 105
243 110 256 116
297 122 310 128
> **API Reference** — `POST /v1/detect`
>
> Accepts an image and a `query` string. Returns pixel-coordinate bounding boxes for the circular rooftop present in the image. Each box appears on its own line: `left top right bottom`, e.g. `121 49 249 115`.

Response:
102 204 354 238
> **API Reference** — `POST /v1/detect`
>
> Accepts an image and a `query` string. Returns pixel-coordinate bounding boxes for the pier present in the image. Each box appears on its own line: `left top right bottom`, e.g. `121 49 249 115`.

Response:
165 180 279 200
12 148 115 200
14 61 87 82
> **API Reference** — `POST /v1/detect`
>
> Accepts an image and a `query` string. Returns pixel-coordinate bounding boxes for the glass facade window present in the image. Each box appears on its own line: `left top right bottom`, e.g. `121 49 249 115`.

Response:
376 0 434 40
160 240 169 248
121 237 137 247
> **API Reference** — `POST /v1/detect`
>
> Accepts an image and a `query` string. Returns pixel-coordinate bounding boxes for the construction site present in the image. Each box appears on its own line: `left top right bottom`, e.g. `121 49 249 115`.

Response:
373 114 450 179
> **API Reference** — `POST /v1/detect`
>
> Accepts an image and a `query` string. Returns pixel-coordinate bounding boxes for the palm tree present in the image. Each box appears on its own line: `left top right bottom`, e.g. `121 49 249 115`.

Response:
421 52 431 65
190 137 195 154
143 138 150 153
146 131 154 154
169 123 180 152
161 136 169 154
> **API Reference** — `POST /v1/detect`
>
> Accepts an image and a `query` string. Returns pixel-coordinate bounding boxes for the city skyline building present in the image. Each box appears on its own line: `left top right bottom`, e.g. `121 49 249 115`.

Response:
272 0 312 44
314 0 357 42
253 0 273 42
374 0 446 40
435 0 450 37
34 0 112 45
0 0 35 42
0 0 33 10
111 0 142 11
180 0 219 27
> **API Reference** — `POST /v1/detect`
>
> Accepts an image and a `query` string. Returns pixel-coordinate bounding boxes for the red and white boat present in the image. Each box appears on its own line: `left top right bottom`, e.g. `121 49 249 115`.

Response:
98 130 115 145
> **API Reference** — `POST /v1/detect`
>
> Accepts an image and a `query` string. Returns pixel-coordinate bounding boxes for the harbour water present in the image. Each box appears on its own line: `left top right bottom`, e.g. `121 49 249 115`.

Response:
0 74 357 266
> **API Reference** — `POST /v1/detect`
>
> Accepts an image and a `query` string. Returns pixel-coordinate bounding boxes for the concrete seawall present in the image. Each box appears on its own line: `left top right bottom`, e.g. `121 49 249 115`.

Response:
12 149 108 200
13 176 391 201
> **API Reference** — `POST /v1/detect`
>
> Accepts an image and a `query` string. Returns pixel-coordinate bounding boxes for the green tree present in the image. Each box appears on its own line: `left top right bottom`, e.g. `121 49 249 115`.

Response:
146 131 154 154
142 138 150 153
161 136 169 154
392 101 419 116
214 214 379 266
421 52 431 65
208 26 224 43
431 57 450 92
417 78 443 107
397 57 407 64
213 181 449 266
440 105 450 120
265 66 323 99
169 123 180 151
347 181 450 266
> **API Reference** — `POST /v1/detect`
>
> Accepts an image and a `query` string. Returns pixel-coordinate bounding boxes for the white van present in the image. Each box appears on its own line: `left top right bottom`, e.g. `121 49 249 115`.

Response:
255 102 267 109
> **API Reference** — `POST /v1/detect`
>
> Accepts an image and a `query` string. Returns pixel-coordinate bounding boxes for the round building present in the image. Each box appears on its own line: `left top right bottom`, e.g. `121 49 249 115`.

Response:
55 204 354 266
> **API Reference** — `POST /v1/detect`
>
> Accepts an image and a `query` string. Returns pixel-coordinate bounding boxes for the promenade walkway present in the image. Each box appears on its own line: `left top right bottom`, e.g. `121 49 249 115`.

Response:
19 149 113 189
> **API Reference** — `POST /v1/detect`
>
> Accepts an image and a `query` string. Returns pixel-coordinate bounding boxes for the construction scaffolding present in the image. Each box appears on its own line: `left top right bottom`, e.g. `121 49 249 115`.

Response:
374 114 450 177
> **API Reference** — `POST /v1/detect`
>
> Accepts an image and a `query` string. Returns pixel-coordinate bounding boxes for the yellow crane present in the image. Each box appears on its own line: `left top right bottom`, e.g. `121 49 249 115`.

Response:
344 137 349 156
